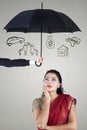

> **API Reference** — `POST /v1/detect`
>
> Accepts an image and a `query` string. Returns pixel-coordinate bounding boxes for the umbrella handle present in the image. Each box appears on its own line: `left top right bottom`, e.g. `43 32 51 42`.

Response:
35 61 42 67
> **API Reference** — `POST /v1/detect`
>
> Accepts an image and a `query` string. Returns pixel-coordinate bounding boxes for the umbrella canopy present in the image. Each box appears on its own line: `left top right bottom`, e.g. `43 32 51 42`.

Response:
4 9 81 33
4 9 81 66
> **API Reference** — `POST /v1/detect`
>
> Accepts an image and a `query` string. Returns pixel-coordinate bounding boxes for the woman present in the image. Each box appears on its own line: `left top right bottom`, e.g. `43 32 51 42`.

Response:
32 69 78 130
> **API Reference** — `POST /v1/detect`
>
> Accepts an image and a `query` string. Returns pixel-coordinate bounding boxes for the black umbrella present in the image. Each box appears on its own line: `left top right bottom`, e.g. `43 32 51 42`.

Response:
4 8 81 66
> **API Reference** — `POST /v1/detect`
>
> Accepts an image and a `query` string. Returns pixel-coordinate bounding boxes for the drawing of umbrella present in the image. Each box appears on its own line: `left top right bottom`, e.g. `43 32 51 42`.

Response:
4 6 81 66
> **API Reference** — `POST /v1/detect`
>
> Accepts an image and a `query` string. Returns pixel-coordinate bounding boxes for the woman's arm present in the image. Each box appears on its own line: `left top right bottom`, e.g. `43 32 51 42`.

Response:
46 105 78 130
32 87 51 129
33 99 50 129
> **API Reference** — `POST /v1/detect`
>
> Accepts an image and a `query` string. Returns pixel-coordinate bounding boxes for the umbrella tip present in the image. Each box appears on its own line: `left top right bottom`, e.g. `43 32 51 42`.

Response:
41 1 43 9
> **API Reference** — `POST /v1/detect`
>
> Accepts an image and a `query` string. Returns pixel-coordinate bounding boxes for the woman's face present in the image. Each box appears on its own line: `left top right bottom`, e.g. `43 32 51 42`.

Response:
43 72 61 92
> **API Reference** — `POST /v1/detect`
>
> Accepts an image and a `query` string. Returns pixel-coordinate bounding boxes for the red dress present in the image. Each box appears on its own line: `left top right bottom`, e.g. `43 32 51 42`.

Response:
37 94 76 130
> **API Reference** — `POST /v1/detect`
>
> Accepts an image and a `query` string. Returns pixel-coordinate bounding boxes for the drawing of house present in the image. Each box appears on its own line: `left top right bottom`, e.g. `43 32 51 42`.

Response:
57 45 69 57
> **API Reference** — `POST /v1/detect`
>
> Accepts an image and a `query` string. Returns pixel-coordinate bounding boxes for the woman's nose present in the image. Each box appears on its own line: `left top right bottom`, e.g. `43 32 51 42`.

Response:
47 80 52 84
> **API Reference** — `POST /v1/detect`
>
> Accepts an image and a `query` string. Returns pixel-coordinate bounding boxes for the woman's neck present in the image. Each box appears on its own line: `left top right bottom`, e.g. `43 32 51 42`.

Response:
49 91 58 103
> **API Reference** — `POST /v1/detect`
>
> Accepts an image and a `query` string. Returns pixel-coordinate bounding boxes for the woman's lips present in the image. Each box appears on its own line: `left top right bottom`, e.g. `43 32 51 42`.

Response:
47 85 52 88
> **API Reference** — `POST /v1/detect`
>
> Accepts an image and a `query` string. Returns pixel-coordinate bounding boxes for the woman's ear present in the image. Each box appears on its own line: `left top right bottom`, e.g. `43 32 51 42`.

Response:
58 83 61 88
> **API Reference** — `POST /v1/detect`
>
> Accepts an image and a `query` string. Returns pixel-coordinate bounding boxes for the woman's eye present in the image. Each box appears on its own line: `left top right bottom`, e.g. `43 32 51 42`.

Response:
52 78 56 81
44 78 48 81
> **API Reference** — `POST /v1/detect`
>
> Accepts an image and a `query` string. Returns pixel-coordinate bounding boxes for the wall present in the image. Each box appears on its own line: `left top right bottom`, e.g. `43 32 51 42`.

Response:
0 0 87 130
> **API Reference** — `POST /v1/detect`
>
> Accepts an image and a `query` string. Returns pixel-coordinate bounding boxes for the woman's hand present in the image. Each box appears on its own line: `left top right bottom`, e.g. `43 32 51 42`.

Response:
43 86 51 103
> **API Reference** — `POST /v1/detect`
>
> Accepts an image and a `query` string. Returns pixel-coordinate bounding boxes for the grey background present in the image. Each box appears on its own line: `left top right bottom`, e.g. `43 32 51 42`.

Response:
0 0 87 130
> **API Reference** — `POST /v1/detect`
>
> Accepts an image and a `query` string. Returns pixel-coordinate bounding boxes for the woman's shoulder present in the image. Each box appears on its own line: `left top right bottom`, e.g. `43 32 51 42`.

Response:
32 97 43 111
32 97 42 104
61 94 77 106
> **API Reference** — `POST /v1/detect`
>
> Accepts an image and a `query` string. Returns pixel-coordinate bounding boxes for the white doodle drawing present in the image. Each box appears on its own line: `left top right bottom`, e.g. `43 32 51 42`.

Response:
6 36 39 56
66 36 81 47
18 42 39 56
6 36 25 46
46 35 55 49
57 45 69 57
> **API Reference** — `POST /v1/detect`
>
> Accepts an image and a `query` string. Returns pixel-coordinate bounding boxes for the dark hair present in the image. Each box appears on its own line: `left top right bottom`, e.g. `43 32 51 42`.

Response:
44 69 64 94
